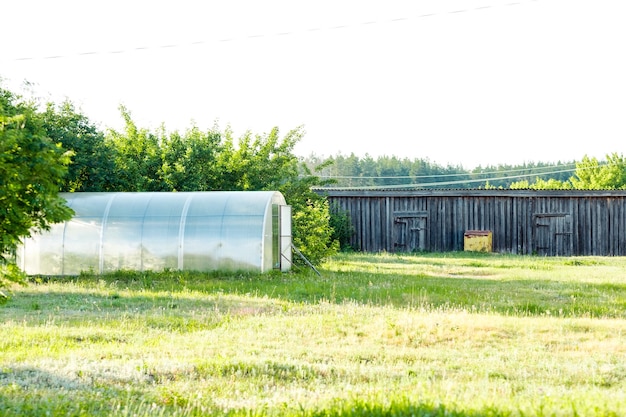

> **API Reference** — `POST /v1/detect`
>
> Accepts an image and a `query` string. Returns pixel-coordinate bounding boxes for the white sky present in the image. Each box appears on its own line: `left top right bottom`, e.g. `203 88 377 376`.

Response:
2 0 625 169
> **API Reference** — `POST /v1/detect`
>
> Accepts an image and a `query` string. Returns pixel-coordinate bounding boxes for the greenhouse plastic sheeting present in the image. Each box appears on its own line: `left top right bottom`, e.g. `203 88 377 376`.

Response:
17 191 291 275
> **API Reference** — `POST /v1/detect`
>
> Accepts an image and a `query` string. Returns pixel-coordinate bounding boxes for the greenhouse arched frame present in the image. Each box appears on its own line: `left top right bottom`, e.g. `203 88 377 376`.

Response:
17 191 292 275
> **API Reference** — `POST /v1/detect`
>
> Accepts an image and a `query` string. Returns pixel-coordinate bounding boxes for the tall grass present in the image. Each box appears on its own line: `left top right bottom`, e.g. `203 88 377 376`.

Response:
1 252 626 416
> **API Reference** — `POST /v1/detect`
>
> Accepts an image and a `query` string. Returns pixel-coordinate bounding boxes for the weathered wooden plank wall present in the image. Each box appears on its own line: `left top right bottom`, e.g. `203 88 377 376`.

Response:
319 189 626 256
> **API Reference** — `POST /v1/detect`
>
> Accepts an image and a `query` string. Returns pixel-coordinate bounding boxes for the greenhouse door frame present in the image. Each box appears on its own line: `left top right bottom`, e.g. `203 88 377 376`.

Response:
280 205 292 272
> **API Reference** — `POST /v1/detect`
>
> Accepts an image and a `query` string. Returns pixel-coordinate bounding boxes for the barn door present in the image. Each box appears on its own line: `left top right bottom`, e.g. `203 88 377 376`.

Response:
393 211 427 252
533 213 572 256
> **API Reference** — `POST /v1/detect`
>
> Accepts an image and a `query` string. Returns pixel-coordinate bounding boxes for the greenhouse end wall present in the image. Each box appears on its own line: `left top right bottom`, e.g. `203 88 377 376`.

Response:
18 191 292 275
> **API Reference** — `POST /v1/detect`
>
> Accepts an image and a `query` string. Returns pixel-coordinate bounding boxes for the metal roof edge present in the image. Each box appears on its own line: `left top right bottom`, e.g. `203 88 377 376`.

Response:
312 188 626 198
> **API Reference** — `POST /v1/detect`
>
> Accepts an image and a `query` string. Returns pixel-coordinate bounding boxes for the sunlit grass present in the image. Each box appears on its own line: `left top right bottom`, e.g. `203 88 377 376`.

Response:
2 252 626 416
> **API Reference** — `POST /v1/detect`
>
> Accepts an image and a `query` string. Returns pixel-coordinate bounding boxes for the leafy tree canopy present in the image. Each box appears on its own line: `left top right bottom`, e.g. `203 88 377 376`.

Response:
0 87 73 295
509 178 573 190
41 101 119 191
570 153 626 190
508 153 626 190
100 108 338 266
105 106 165 191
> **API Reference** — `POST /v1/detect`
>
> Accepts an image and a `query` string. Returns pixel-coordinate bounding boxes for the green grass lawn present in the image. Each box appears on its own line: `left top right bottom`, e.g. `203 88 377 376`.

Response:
2 252 626 416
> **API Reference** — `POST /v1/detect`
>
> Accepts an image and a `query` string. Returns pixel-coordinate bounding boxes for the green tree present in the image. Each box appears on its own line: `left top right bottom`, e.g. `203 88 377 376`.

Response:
328 203 354 251
103 113 339 265
213 126 338 264
291 197 339 265
279 161 339 265
0 88 73 296
509 178 573 190
105 106 164 191
214 126 305 191
570 153 626 190
160 125 222 191
41 101 119 191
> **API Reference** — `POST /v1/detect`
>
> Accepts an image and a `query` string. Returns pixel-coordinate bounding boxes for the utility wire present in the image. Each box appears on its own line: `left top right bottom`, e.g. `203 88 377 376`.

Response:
319 162 578 180
8 0 540 62
322 166 581 190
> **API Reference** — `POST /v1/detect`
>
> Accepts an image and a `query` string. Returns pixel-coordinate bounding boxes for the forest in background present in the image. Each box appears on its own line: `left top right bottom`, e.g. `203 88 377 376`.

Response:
303 148 626 190
303 154 576 189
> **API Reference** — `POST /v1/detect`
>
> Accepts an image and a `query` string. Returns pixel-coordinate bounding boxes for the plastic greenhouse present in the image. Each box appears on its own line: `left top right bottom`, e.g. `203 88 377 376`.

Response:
17 191 292 275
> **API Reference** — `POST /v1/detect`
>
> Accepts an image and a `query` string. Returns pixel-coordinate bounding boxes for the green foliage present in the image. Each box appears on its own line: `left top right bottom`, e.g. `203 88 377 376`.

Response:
471 162 575 188
0 263 24 301
306 154 577 189
41 101 119 191
0 87 73 290
160 125 222 191
308 152 470 188
509 153 626 190
328 204 354 251
105 106 165 191
100 110 339 265
509 178 573 189
292 198 340 265
215 126 302 191
570 153 626 190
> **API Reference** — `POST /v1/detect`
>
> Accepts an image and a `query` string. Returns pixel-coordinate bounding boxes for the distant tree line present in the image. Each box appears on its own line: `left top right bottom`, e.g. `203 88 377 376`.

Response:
303 153 626 190
304 154 577 189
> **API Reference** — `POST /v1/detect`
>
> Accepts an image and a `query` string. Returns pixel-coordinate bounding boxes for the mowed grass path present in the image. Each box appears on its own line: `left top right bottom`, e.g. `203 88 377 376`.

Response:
1 252 626 416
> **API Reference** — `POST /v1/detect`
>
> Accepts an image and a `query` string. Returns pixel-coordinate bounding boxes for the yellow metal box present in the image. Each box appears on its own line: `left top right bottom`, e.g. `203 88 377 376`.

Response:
464 230 492 252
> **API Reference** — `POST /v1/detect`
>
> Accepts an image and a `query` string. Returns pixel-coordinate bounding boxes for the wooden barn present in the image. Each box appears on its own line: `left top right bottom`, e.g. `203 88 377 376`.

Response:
318 189 626 256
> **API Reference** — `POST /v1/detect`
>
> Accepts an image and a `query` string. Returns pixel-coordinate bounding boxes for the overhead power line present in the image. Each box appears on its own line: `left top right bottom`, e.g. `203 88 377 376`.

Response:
319 162 578 180
321 165 586 190
8 0 541 62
